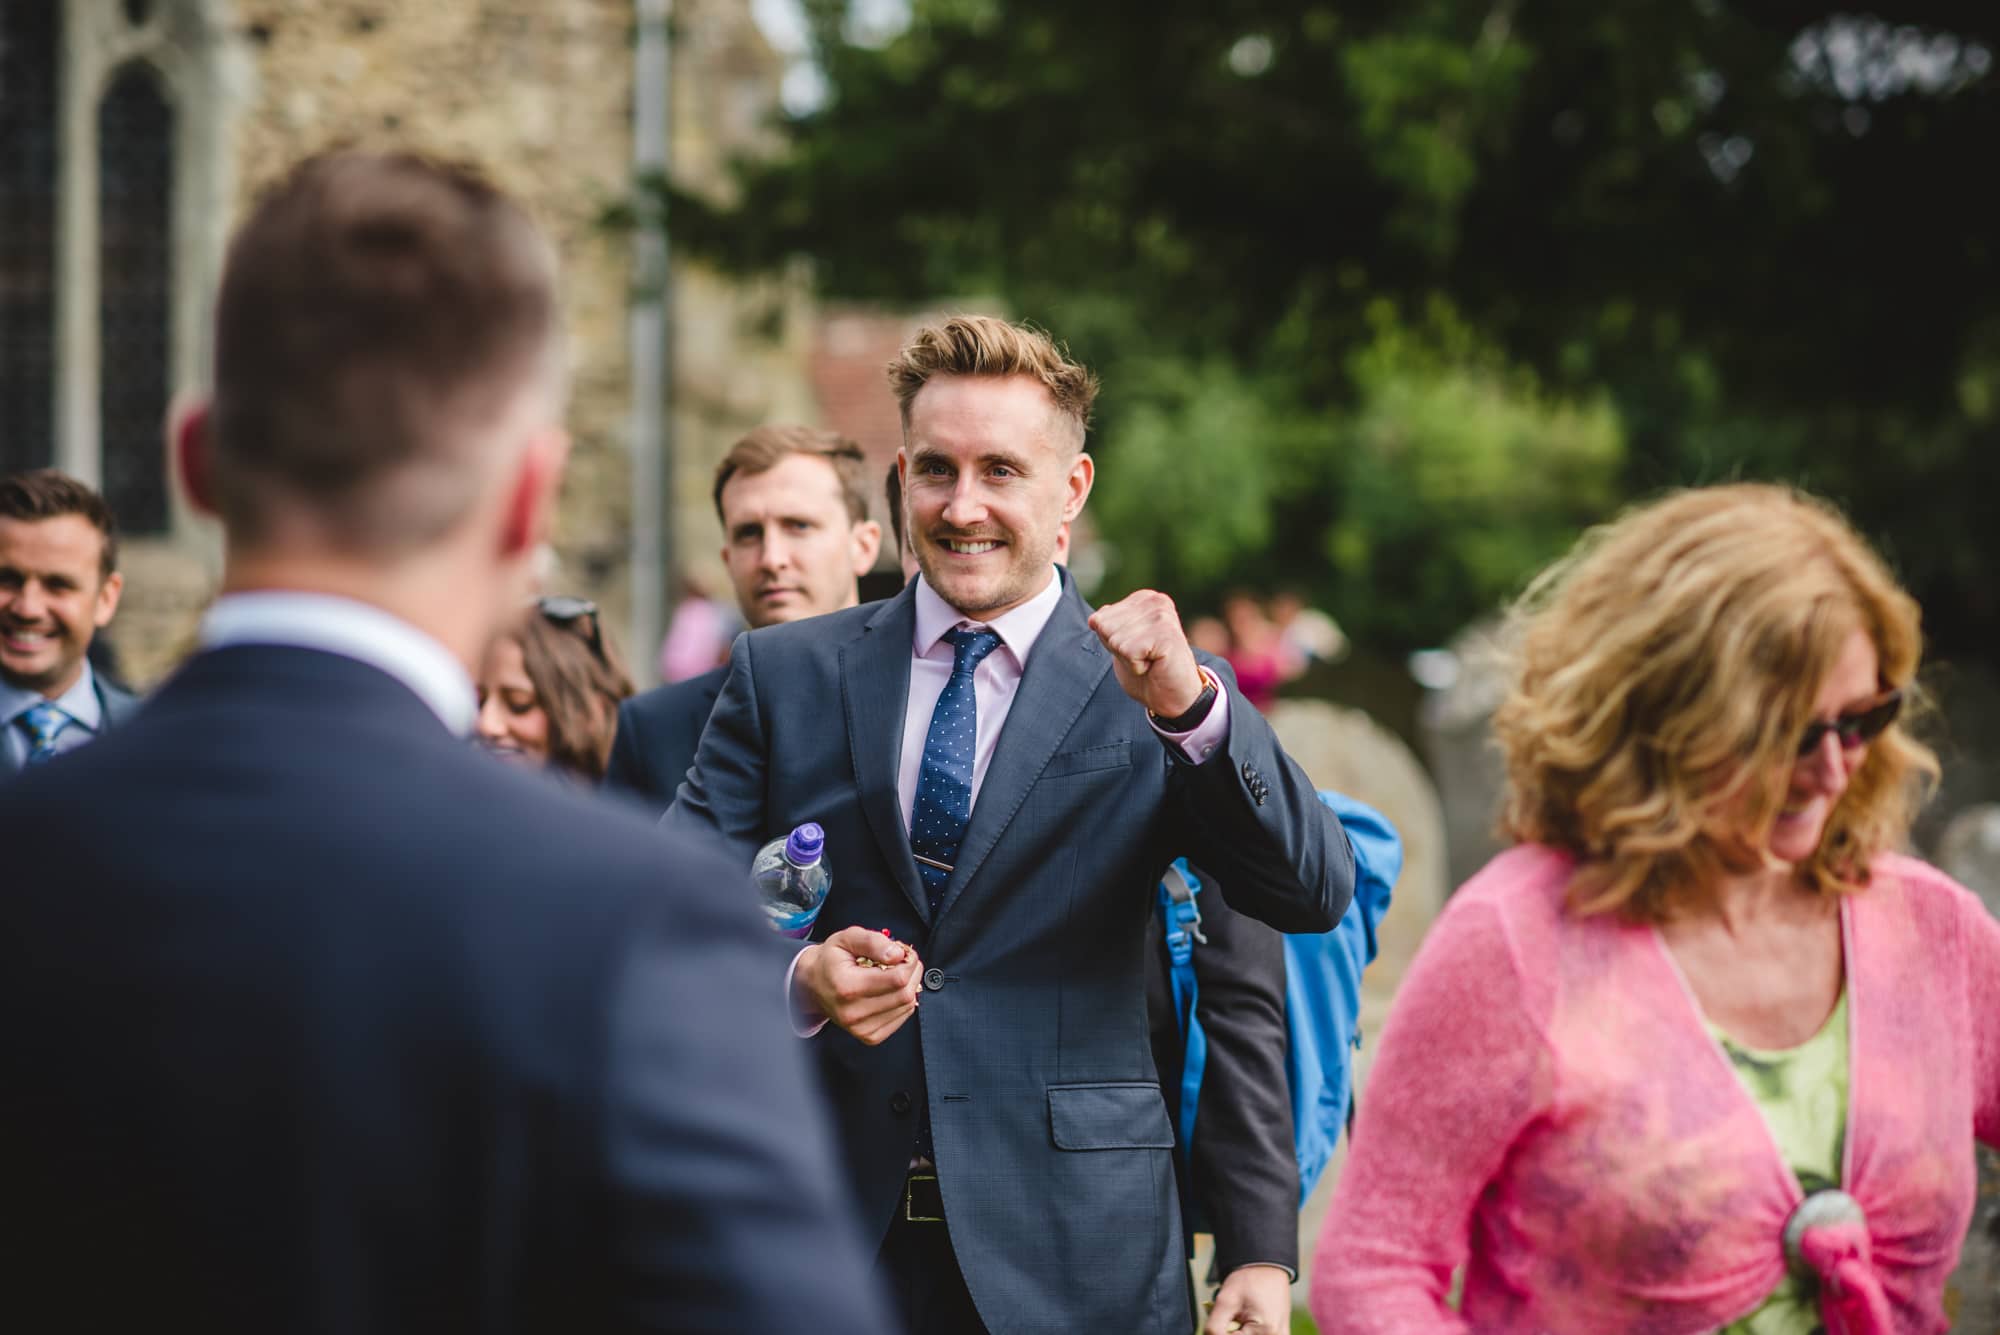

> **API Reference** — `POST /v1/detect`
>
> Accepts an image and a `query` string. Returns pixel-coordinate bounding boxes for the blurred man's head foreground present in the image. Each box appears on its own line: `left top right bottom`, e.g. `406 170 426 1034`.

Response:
173 150 570 666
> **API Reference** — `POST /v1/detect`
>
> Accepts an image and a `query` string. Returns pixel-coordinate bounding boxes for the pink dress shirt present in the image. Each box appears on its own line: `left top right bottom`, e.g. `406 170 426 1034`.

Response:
898 571 1229 823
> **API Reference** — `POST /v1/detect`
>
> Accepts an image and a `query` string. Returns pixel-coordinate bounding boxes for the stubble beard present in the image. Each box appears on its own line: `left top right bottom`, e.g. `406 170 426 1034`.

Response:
1 639 82 696
917 531 1055 620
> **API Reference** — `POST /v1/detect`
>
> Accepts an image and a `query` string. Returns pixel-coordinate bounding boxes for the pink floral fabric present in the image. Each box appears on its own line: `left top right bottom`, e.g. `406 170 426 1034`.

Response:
1310 845 2000 1334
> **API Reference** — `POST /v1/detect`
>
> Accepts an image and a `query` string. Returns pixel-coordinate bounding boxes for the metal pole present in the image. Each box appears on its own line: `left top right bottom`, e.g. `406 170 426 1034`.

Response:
627 0 673 686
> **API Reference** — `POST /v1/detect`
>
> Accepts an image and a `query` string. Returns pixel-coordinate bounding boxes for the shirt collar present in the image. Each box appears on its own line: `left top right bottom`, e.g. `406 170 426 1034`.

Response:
0 659 101 730
198 591 478 735
912 565 1065 668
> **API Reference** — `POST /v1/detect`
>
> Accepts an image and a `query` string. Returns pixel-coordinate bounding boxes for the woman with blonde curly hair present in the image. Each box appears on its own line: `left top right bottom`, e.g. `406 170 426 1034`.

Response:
1311 484 2000 1335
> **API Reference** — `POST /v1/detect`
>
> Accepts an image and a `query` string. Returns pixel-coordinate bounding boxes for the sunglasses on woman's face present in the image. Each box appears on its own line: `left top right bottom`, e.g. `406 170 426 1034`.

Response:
1796 689 1902 757
538 595 604 661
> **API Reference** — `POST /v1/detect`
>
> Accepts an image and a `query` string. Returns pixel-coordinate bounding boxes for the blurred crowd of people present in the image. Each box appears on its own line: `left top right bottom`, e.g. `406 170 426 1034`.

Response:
1185 590 1347 712
4 149 1995 1335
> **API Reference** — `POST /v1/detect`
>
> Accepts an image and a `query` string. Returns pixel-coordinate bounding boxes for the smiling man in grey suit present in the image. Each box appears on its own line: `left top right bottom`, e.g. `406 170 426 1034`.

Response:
666 314 1355 1333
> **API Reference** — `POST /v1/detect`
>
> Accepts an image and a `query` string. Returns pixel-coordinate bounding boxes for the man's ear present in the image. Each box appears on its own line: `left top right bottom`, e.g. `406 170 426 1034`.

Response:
848 519 882 577
1062 451 1095 523
170 394 218 518
92 571 124 628
499 427 571 561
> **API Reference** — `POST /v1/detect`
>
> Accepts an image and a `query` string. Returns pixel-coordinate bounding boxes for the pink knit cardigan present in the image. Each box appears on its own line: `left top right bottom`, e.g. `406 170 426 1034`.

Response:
1310 845 2000 1334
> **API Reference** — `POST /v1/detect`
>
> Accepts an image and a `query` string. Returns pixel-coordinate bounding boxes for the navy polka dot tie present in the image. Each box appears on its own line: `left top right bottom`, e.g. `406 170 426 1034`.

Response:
909 627 1002 918
910 627 1000 1165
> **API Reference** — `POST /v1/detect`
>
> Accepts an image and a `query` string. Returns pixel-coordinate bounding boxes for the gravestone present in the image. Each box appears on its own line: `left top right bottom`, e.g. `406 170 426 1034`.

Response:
1938 804 2000 1327
1948 1146 2000 1332
1264 699 1451 1310
1938 803 2000 919
1913 662 2000 856
1268 699 1450 985
1414 618 1512 895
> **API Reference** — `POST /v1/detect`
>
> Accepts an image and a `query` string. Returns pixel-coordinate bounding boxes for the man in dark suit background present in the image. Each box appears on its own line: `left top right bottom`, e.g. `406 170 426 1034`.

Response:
0 469 140 773
884 465 1302 1331
606 424 879 808
666 314 1353 1332
0 150 886 1334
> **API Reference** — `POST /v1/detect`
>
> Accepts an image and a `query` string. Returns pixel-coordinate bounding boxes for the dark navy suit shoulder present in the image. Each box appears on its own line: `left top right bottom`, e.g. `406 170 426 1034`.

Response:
606 664 727 811
0 643 887 1334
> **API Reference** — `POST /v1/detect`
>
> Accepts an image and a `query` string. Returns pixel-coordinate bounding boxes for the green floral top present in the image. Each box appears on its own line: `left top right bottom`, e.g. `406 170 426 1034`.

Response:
1709 990 1850 1335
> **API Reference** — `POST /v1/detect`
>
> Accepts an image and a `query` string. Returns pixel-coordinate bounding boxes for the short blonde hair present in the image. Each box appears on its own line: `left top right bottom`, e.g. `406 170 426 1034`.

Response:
1493 483 1937 921
885 314 1099 449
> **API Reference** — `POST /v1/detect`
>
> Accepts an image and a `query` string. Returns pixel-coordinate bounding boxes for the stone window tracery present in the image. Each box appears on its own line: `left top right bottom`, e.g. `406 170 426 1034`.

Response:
0 0 238 539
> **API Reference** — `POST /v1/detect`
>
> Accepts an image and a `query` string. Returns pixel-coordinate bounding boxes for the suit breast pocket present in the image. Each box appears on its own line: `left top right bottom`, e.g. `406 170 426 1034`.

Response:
1039 741 1132 782
1047 1081 1175 1150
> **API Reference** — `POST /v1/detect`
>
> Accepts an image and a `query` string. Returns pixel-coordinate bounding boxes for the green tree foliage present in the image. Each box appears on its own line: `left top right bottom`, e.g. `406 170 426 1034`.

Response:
654 0 2000 653
1326 303 1624 647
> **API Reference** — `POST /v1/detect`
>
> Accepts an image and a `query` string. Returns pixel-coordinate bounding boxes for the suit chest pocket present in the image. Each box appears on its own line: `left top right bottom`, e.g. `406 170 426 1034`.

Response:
1038 741 1131 781
1048 1082 1174 1150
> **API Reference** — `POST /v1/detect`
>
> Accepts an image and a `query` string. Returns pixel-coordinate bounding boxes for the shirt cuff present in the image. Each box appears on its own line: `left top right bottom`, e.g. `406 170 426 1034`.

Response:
1226 1260 1300 1282
1149 665 1230 764
783 946 829 1038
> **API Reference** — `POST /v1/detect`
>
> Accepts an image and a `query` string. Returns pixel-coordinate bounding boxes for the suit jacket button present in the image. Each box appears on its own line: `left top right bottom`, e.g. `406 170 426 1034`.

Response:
923 967 946 991
890 1090 913 1116
1241 761 1257 783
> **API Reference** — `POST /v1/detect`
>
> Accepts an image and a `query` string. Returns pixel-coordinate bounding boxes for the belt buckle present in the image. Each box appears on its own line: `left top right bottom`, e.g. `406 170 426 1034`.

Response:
904 1172 944 1224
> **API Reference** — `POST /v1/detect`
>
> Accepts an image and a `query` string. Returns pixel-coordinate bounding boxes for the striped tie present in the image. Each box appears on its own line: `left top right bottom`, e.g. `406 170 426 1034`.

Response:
19 701 72 767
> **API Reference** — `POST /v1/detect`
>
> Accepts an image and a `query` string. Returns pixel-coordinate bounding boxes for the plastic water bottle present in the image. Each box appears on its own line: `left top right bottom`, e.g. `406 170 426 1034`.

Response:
751 822 831 939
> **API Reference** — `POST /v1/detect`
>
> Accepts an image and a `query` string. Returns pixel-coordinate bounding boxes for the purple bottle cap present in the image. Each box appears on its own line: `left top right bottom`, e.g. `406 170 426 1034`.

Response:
786 822 825 864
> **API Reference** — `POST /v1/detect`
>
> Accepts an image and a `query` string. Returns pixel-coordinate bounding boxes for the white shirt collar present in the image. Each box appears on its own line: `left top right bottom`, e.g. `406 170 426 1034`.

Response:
912 566 1065 667
198 591 477 735
0 658 101 730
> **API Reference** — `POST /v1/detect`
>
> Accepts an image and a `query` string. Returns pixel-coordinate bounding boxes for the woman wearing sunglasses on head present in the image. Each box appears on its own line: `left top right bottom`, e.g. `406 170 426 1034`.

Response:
477 596 634 781
1312 484 2000 1335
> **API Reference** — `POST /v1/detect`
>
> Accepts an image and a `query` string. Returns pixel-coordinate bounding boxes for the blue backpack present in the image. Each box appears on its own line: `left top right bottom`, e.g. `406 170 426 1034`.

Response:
1157 790 1401 1209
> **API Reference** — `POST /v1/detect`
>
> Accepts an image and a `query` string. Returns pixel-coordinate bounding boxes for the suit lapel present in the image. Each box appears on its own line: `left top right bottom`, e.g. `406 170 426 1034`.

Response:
94 677 139 729
840 584 929 921
936 578 1110 923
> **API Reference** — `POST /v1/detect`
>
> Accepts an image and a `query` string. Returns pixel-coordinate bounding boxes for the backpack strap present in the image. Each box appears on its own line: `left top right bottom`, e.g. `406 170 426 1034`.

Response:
1156 859 1209 1169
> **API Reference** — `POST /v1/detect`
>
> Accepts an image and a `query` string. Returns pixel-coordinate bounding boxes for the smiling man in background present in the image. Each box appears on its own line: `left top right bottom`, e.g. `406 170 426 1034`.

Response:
605 424 880 808
0 469 138 775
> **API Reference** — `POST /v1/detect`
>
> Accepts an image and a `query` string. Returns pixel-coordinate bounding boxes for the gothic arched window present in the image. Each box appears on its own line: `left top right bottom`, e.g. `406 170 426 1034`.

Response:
97 60 175 534
0 1 63 477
